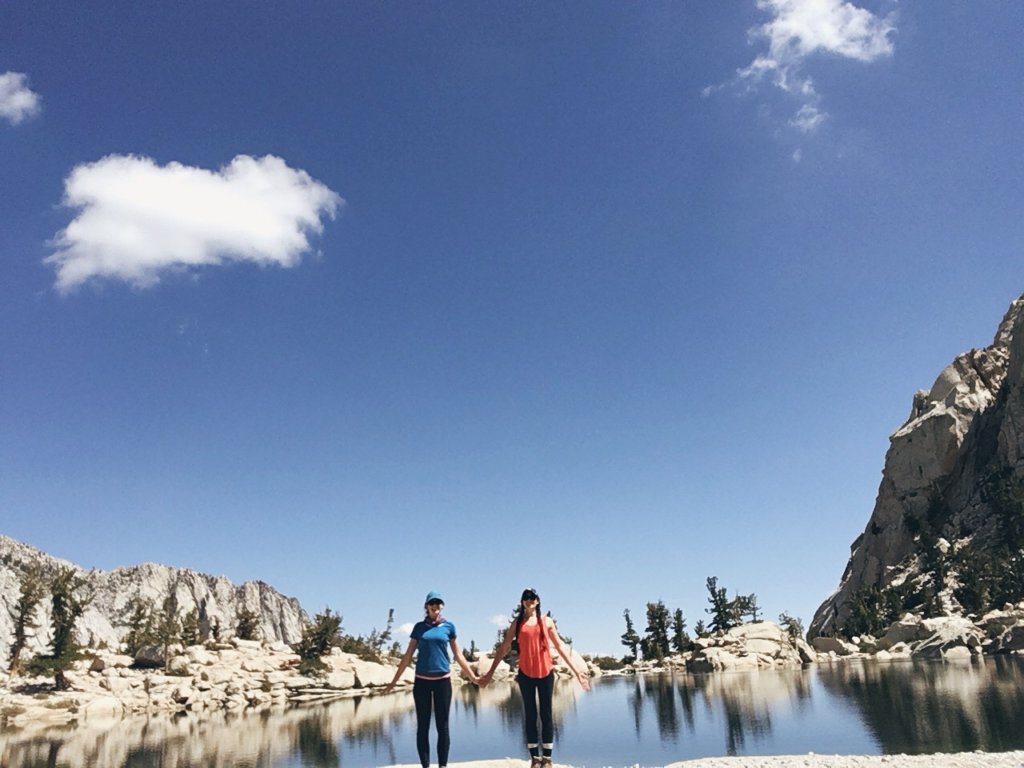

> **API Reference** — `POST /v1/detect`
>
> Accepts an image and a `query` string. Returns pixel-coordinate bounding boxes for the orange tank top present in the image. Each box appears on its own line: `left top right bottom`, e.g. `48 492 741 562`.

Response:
517 618 554 678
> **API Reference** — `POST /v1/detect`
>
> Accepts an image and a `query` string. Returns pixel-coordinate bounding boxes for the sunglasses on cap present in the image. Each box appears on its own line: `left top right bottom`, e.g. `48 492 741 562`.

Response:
427 599 444 606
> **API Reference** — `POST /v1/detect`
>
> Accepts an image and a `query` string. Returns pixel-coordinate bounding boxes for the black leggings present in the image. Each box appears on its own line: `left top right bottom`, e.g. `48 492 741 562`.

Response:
413 676 452 768
517 671 555 756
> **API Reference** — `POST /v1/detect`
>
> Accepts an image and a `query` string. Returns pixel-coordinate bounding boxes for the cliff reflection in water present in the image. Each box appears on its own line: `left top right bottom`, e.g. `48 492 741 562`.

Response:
819 655 1024 754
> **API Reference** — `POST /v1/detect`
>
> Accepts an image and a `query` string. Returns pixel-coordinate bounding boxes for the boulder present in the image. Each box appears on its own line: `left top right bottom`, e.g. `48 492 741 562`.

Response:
988 622 1024 653
795 638 816 664
325 670 356 689
811 636 856 655
350 659 393 688
78 694 125 723
688 647 760 672
187 647 219 666
135 644 181 668
877 615 926 650
913 616 983 658
167 655 191 676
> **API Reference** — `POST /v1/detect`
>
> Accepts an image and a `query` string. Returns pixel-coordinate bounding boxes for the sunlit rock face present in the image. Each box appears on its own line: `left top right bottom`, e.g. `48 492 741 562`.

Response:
810 296 1024 637
0 534 307 661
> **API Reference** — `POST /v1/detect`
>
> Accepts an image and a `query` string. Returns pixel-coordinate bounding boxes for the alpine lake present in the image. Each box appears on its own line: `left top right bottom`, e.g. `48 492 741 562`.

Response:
3 656 1024 768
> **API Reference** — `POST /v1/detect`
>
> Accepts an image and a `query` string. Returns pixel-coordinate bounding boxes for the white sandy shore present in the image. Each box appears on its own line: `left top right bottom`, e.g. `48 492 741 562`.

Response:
386 752 1024 768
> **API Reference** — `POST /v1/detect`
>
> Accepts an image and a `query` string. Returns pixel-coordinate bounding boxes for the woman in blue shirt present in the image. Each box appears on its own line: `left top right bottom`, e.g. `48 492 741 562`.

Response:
385 591 480 768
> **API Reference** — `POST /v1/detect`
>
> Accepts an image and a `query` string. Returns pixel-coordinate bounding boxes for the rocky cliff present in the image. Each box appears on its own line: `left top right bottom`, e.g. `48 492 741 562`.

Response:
810 295 1024 637
0 535 307 662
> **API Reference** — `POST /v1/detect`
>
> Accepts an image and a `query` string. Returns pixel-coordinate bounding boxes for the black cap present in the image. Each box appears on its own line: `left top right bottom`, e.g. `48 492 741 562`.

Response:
521 587 539 601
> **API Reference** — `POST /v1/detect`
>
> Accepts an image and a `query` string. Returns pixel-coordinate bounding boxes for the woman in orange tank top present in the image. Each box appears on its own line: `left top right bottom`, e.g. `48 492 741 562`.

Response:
481 587 590 768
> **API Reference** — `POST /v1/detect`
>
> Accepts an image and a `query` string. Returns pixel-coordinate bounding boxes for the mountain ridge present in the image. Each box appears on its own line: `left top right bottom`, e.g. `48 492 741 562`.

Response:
0 533 307 662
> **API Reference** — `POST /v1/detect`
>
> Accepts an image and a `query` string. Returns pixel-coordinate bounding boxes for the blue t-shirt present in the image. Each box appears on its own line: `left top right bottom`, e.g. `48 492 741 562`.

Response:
411 619 457 676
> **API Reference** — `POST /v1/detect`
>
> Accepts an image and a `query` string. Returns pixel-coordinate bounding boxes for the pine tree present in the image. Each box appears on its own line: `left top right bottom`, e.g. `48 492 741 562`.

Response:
180 607 201 647
620 608 641 660
367 608 395 655
122 597 157 657
642 601 671 660
778 612 804 640
7 566 46 675
731 593 760 624
235 605 261 641
155 595 181 668
706 576 736 633
671 608 690 653
28 567 93 690
294 608 343 675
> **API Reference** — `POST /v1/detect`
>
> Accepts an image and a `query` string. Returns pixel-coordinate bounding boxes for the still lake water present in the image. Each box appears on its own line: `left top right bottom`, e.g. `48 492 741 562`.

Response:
3 657 1024 767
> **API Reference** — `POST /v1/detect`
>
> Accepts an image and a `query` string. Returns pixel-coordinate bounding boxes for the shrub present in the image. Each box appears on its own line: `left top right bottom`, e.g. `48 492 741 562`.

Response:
294 609 343 676
589 655 626 671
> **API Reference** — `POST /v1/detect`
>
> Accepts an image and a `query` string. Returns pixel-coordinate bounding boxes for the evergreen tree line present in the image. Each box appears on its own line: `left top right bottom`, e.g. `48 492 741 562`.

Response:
617 577 800 663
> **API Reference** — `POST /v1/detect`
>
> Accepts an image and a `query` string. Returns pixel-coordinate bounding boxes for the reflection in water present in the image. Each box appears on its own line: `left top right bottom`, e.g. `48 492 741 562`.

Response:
296 712 341 768
2 659 1024 767
819 655 1024 754
625 669 813 756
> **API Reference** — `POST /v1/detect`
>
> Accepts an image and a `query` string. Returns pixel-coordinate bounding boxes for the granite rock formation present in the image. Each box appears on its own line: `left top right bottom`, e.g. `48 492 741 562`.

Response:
810 295 1024 637
0 534 307 663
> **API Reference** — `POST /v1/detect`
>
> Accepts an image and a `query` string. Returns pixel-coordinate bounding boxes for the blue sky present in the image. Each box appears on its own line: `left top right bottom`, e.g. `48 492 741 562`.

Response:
2 1 1022 655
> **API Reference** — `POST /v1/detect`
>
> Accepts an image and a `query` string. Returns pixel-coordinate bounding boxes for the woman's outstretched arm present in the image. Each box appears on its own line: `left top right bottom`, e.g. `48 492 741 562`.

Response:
384 638 418 693
479 623 515 686
545 616 590 691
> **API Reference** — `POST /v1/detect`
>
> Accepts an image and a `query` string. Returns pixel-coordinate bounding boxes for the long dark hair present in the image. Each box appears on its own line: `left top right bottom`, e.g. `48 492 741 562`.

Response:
513 592 548 647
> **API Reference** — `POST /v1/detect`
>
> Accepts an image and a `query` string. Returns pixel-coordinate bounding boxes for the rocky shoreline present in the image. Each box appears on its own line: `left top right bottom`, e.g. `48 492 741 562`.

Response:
4 604 1024 729
0 635 593 729
609 605 1024 676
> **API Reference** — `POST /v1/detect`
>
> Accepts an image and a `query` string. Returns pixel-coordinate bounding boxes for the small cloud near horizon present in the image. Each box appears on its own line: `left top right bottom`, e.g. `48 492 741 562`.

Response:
708 0 896 134
399 622 415 636
45 154 343 294
489 614 511 628
0 72 41 125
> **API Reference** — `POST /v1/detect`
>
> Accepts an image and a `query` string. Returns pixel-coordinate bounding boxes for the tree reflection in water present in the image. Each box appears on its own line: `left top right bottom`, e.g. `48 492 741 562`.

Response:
626 668 816 755
819 655 1024 754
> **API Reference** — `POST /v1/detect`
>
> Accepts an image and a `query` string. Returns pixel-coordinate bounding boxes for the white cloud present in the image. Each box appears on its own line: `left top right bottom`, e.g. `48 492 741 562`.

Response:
399 622 415 636
490 614 511 627
791 103 827 133
728 0 895 133
45 154 343 293
749 0 895 70
0 72 41 125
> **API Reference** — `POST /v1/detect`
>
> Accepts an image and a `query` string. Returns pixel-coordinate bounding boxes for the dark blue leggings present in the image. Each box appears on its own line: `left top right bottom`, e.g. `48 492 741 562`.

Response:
517 671 555 756
413 677 452 767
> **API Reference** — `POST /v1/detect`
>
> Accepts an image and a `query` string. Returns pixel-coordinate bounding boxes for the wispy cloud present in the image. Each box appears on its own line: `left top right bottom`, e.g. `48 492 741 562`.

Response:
0 72 41 125
45 154 343 293
489 614 511 627
712 0 896 133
